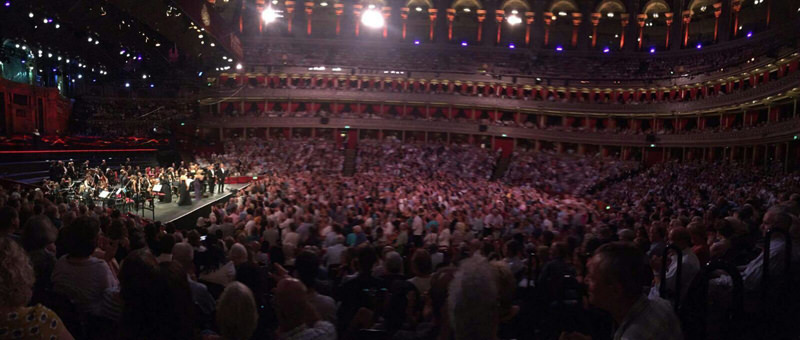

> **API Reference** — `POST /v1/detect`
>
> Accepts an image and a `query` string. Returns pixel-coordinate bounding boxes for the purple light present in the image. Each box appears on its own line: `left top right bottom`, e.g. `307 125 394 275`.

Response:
136 55 142 60
508 43 515 49
603 47 610 53
413 40 420 45
746 31 753 38
461 41 468 46
555 45 563 52
649 47 656 54
696 43 702 49
4 1 10 7
51 68 56 72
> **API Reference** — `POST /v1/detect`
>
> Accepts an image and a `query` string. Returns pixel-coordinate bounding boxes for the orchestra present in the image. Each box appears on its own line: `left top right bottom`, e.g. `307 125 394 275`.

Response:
46 160 229 211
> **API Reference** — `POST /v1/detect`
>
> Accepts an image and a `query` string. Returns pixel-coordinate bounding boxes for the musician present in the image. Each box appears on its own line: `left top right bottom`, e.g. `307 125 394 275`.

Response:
158 169 172 203
217 163 227 193
66 162 78 180
193 169 204 201
206 165 216 195
178 174 192 206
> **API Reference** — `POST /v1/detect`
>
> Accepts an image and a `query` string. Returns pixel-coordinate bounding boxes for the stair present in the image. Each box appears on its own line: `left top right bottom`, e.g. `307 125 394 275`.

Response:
490 156 512 181
342 149 357 176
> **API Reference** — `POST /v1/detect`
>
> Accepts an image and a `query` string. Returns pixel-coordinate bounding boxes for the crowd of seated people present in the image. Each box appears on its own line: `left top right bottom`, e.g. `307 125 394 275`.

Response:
356 138 496 180
242 38 787 80
71 98 197 138
196 138 345 177
1 137 799 340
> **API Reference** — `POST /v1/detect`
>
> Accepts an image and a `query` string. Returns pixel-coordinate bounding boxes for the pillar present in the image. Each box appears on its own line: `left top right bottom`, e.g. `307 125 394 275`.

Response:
682 10 691 47
664 12 674 49
637 14 646 50
731 0 741 38
334 3 344 36
446 8 455 41
286 1 296 34
428 8 438 41
353 4 362 37
619 14 629 50
525 12 534 45
495 10 504 44
477 10 487 42
305 2 314 36
571 13 582 48
590 13 600 48
382 7 391 38
401 8 409 40
713 2 721 42
543 12 553 47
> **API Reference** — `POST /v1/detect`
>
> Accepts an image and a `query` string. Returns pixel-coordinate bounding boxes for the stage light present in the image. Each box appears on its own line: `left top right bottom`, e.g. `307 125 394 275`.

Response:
603 47 610 53
20 45 26 50
507 15 521 25
501 134 507 137
95 40 99 45
210 43 215 47
361 9 384 29
43 18 48 23
54 23 59 29
461 41 468 46
344 125 350 129
508 43 515 49
746 31 752 38
47 53 52 58
511 9 518 14
415 6 422 12
614 34 619 38
13 44 18 48
650 143 656 148
236 63 243 70
652 13 659 18
320 2 328 6
414 40 420 45
463 8 471 12
155 42 161 47
607 12 614 17
696 43 702 49
558 11 567 16
137 55 142 60
4 2 10 7
198 34 203 39
150 84 154 88
52 68 56 72
57 56 62 61
555 45 563 51
794 135 798 140
142 74 148 79
261 7 281 24
650 47 656 54
77 74 82 79
28 12 33 17
124 82 130 88
605 205 611 210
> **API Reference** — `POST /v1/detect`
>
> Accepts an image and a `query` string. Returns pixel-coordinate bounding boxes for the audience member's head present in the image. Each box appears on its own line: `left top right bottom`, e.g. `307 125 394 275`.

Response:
216 282 259 340
448 256 498 340
62 216 100 258
0 237 34 307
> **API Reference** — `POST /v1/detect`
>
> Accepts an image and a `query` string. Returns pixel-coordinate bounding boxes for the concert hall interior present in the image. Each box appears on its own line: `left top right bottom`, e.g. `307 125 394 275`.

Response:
0 0 799 339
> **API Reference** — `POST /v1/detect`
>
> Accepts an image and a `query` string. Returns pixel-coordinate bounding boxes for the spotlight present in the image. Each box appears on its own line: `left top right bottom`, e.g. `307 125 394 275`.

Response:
414 40 420 45
650 47 656 54
77 74 82 79
142 74 148 79
511 10 518 14
506 15 521 25
235 63 243 70
54 23 59 28
463 8 471 12
42 18 48 23
155 42 161 47
28 12 33 17
361 9 384 29
210 43 215 47
746 31 752 38
4 2 9 7
558 11 567 16
696 43 702 49
508 43 515 49
261 7 281 24
607 12 614 17
603 47 610 53
87 37 92 42
150 84 154 88
652 13 659 18
320 1 328 6
555 45 563 51
461 41 468 46
95 40 99 45
124 82 130 88
120 49 126 55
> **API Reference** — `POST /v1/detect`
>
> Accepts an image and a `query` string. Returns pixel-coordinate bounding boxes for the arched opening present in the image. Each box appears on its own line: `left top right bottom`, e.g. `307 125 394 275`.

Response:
452 0 483 44
499 0 530 46
686 0 717 47
593 0 627 50
405 0 434 41
310 0 341 38
641 0 671 50
544 0 579 48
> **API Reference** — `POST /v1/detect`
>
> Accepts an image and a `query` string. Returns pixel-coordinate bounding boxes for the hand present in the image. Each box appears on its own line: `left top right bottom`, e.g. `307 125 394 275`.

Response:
559 331 592 340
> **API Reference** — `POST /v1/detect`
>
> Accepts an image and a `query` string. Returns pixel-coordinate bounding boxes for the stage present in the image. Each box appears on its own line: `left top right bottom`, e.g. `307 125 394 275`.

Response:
133 183 248 228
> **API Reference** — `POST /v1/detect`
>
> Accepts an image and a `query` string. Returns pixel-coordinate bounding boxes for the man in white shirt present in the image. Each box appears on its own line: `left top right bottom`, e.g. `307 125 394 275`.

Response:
649 227 700 305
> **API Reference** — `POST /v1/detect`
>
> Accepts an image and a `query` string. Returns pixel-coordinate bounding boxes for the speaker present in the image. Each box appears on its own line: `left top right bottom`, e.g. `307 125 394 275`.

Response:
479 125 488 132
320 117 329 124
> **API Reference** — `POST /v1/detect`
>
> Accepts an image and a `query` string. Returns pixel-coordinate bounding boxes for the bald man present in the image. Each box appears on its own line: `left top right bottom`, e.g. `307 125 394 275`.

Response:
274 278 336 340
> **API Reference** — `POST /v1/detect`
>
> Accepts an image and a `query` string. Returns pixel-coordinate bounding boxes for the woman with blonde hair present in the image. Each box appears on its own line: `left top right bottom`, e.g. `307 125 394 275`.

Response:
0 237 74 339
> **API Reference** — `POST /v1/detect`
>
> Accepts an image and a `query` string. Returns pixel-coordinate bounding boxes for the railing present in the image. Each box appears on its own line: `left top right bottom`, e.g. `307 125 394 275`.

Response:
208 72 800 115
198 116 800 147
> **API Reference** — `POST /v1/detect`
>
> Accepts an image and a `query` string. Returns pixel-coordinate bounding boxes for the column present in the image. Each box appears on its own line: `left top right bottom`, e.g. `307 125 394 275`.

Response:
713 2 721 42
428 9 438 41
286 1 296 34
382 7 391 38
619 14 629 49
305 2 314 36
543 12 553 47
731 0 741 38
334 4 344 36
637 14 646 50
525 12 534 46
664 12 674 49
401 8 409 40
477 10 487 42
447 8 456 41
496 10 504 44
590 13 600 47
682 10 691 47
571 13 582 48
353 4 362 37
